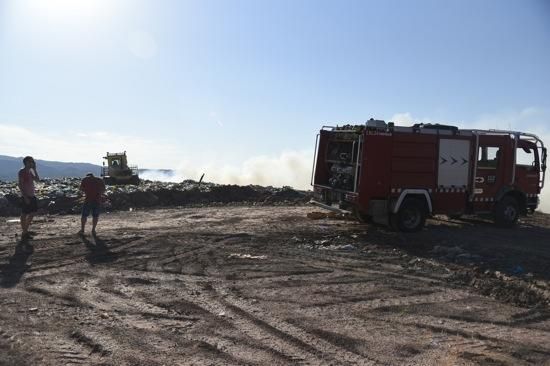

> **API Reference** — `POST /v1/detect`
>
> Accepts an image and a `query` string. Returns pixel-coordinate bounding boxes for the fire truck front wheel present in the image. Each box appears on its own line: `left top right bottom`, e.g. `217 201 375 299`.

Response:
494 196 519 227
390 198 427 232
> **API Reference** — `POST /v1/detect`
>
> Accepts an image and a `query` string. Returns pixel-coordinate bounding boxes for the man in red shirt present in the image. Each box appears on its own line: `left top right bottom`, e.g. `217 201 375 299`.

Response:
18 156 40 239
78 173 106 236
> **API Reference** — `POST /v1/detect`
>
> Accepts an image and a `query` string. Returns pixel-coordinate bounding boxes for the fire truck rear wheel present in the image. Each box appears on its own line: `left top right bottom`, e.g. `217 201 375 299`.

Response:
495 196 519 227
391 198 427 232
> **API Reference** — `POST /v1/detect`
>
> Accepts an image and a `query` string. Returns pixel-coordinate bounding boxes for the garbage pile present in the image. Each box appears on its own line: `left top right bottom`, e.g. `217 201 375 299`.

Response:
0 178 312 216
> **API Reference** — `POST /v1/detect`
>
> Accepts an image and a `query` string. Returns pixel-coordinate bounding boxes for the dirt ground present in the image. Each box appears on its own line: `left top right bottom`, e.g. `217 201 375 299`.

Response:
1 205 549 366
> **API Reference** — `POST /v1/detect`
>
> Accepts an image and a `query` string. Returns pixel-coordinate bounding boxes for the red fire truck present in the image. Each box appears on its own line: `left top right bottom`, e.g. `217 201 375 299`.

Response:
311 119 547 231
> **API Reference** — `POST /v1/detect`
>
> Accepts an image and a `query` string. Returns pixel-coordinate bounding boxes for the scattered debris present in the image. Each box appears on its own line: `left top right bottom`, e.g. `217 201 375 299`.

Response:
450 268 550 308
319 244 348 251
228 253 268 260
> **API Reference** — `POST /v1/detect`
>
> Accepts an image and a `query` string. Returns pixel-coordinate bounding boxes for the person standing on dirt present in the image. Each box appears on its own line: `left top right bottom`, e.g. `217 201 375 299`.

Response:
78 173 106 236
18 156 40 240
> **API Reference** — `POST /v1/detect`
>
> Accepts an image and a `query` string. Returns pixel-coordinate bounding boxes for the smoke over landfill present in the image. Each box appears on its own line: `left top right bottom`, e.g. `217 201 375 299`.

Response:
139 150 314 191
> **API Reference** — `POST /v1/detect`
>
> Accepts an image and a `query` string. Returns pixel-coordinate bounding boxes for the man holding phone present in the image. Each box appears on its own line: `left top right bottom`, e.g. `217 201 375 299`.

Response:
18 156 40 239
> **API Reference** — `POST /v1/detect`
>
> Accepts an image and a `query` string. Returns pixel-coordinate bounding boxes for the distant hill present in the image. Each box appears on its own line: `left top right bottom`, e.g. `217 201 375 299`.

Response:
0 155 102 181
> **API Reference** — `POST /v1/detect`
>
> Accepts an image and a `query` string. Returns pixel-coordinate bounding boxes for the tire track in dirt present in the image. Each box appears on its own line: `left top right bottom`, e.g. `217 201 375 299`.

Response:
161 283 319 365
1 315 105 366
21 235 146 279
2 207 549 365
82 275 295 365
21 263 256 364
408 314 550 351
218 296 380 365
231 273 439 310
48 334 105 365
316 288 471 314
0 324 35 366
357 309 550 365
100 268 366 365
410 318 550 365
92 258 550 364
0 325 18 346
166 233 474 364
221 253 445 287
271 245 449 283
222 243 455 313
22 286 186 364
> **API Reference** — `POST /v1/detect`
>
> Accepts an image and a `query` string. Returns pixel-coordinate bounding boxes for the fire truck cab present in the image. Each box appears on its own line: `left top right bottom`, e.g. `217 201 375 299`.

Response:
311 119 547 232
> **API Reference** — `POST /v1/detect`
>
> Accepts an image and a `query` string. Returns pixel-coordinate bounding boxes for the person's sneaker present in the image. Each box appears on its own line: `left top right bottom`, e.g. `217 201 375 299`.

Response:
77 230 84 236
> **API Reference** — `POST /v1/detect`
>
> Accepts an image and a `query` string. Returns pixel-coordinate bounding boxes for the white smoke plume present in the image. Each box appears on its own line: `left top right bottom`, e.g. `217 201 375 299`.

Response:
140 150 314 190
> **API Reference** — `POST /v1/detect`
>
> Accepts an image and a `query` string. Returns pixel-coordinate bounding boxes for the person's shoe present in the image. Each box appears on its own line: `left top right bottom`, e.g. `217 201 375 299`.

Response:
77 230 84 236
91 230 97 237
21 232 33 240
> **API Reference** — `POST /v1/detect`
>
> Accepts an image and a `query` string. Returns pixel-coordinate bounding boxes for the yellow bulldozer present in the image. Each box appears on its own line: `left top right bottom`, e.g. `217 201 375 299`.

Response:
101 152 140 185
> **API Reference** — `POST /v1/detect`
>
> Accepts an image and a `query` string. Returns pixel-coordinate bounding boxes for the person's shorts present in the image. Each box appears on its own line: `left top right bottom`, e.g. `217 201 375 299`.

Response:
21 196 38 214
82 202 101 218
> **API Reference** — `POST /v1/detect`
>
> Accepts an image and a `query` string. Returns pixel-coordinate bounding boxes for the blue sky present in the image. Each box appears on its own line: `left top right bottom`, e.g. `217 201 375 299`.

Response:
0 0 549 189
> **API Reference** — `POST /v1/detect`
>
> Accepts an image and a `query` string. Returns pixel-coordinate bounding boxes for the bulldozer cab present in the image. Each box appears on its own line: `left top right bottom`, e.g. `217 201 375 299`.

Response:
105 153 128 170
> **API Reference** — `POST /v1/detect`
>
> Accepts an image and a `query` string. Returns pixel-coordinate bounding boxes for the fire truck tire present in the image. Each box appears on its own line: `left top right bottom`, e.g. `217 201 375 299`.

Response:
494 196 519 227
390 198 427 232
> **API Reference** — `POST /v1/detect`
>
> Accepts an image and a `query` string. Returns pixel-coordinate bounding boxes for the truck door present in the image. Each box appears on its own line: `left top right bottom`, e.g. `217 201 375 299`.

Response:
473 142 506 208
515 143 539 194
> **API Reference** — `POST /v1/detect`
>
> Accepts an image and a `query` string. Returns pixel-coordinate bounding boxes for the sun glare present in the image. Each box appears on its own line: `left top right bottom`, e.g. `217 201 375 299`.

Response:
23 0 113 25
